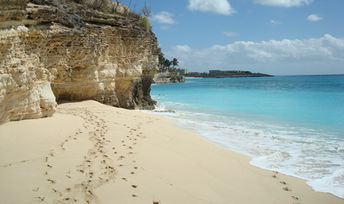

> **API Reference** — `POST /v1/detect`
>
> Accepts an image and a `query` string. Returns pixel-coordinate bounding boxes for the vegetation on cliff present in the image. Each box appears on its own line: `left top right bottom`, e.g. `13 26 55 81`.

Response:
153 53 185 83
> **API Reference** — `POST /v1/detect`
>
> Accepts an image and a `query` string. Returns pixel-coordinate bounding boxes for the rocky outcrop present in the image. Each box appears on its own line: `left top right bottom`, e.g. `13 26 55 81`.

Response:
0 0 159 123
153 71 185 84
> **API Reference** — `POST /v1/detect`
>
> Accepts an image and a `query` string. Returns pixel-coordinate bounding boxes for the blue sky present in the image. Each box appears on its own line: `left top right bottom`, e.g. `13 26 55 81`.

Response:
121 0 344 75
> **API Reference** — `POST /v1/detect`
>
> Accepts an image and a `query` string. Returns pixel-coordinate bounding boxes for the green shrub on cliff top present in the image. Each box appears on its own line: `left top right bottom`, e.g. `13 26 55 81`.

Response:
139 16 151 32
139 2 151 32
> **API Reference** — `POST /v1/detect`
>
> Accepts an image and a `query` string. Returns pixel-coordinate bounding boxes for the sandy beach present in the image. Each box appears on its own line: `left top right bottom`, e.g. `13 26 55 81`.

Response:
0 100 343 204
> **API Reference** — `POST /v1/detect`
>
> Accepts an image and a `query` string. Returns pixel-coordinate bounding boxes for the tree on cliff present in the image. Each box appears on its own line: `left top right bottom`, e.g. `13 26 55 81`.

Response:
164 59 172 71
158 52 165 66
172 58 179 68
158 52 170 72
158 52 182 73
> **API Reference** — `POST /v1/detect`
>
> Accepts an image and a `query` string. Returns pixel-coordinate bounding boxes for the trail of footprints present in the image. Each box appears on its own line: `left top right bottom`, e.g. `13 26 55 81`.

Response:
3 107 301 204
272 171 301 204
118 122 146 199
33 107 146 203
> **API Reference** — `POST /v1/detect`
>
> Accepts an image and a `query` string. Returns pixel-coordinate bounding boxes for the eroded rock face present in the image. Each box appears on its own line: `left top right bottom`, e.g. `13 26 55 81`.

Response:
0 26 56 122
0 1 159 123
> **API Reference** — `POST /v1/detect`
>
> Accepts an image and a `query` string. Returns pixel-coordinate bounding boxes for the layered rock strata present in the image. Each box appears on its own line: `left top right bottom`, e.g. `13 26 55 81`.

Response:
0 0 159 123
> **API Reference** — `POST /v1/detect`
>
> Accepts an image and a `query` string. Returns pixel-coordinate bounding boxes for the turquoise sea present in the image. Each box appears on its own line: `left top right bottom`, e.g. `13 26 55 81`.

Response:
150 75 344 198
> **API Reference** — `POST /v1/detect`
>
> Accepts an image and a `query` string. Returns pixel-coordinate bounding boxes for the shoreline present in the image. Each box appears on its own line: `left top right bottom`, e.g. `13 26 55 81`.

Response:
0 100 343 204
149 110 344 200
151 76 344 201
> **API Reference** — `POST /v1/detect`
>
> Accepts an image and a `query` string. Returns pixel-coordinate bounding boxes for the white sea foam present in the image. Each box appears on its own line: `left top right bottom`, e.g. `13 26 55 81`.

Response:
152 103 176 113
149 101 344 198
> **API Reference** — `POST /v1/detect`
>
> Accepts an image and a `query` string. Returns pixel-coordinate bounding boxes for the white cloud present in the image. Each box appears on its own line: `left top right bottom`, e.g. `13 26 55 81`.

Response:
167 35 344 75
152 11 176 25
270 19 281 25
175 45 192 52
307 14 323 22
223 31 238 37
254 0 313 7
188 0 235 15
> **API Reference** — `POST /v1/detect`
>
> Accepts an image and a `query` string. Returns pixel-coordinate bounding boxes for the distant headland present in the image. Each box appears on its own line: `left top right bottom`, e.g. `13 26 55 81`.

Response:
185 70 273 78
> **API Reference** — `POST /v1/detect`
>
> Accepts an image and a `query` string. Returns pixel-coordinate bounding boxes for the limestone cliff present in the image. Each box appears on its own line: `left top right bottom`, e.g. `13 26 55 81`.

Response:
0 0 159 123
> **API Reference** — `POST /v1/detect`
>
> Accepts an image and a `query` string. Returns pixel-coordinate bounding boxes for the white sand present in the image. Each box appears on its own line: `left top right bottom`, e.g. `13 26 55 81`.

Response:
0 100 343 204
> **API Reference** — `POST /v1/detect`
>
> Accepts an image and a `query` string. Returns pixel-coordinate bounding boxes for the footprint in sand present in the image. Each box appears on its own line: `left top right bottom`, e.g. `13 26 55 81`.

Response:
282 187 291 191
280 181 287 185
291 195 300 201
47 179 56 184
32 187 39 192
35 196 45 202
272 171 278 178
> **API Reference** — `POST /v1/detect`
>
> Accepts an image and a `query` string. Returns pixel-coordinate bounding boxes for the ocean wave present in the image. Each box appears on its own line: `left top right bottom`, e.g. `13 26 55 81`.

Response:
149 101 344 198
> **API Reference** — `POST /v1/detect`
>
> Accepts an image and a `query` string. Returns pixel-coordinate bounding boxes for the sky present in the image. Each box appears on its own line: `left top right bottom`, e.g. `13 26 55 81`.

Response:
120 0 344 75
